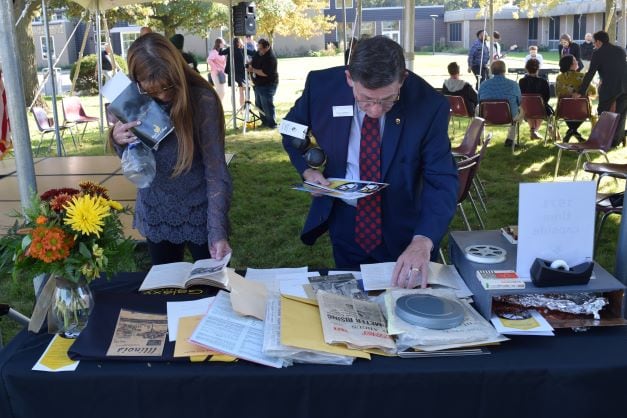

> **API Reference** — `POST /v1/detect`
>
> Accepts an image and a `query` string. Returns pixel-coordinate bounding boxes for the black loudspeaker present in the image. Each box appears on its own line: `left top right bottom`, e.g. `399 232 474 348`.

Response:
233 2 256 36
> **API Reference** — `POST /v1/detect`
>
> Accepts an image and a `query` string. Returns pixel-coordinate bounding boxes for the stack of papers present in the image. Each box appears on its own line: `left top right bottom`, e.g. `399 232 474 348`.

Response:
294 178 388 199
490 310 554 336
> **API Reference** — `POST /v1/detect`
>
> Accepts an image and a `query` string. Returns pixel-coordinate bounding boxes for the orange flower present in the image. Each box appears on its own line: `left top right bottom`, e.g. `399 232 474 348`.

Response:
27 226 74 263
36 215 47 225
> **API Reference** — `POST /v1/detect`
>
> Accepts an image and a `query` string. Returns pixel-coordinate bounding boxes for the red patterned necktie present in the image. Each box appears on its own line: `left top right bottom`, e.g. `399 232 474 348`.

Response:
355 115 382 253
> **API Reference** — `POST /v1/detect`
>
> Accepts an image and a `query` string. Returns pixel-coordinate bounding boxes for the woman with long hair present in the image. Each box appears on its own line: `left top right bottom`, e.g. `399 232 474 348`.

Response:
207 37 227 100
109 33 232 264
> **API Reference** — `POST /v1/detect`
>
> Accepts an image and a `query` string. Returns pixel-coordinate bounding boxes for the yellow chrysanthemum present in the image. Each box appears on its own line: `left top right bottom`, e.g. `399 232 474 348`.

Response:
64 194 111 237
108 200 123 211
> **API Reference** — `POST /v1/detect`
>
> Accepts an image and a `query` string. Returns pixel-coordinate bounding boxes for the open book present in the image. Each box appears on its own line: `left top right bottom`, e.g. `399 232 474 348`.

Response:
102 72 174 149
139 253 232 291
293 178 388 199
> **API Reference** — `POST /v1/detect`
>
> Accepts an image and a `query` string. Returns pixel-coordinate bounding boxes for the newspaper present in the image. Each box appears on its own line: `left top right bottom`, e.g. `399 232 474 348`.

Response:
106 309 168 357
316 290 396 354
305 273 368 300
383 288 507 352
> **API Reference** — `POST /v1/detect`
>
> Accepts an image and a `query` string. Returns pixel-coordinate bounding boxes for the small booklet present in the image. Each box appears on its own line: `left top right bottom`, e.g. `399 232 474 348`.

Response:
294 178 388 200
490 310 554 336
476 269 525 290
139 253 232 291
102 72 174 149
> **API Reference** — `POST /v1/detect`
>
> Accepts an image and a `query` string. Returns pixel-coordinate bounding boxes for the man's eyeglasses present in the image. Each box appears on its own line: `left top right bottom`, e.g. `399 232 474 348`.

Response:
355 94 400 109
136 83 175 96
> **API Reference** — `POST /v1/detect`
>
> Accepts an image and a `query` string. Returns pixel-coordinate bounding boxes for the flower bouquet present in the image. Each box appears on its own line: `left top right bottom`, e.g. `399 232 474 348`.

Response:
0 181 136 336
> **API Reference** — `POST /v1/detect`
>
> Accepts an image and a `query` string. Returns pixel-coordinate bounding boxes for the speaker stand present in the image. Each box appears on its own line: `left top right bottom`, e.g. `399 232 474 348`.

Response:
229 68 262 134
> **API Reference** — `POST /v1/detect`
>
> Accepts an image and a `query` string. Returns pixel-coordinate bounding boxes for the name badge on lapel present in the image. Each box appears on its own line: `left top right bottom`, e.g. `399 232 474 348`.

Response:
332 105 354 117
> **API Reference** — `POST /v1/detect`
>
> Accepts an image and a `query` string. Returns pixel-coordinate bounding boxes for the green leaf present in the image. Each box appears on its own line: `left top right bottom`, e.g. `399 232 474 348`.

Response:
79 242 92 259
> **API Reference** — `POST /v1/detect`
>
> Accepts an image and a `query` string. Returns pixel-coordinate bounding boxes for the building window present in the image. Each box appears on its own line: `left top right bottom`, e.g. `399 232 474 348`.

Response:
528 18 538 41
121 32 140 58
573 14 586 40
51 10 65 21
334 0 353 9
336 21 354 44
362 21 376 37
381 21 400 43
363 0 401 7
40 36 55 60
450 23 461 42
548 17 560 49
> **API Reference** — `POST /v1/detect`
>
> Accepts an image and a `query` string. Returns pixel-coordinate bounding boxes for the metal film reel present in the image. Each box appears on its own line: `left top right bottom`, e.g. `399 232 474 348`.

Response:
464 244 507 264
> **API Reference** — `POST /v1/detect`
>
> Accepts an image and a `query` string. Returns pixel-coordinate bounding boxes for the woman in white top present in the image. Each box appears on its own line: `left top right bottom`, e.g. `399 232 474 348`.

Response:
207 38 227 100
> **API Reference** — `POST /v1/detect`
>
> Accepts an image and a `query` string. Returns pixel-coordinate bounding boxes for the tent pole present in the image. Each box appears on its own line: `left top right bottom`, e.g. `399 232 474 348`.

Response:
0 0 37 210
96 5 104 137
402 0 415 72
70 17 92 96
229 0 237 130
42 0 63 156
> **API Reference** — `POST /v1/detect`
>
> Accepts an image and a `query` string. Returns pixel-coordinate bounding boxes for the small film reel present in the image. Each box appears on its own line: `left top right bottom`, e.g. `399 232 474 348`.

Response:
464 244 507 264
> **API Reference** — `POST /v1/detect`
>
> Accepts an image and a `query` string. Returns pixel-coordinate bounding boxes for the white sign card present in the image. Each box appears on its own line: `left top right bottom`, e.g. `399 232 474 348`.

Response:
516 181 596 278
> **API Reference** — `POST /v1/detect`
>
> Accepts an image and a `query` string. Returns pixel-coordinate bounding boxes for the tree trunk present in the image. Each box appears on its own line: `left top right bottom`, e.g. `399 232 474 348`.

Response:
606 0 617 42
13 0 40 106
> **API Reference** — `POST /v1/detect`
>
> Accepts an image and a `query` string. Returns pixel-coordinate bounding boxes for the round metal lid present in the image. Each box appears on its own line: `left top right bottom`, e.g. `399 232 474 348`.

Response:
395 294 465 330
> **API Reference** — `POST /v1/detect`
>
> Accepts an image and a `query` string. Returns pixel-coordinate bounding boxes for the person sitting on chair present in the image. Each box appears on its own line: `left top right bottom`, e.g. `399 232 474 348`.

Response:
442 62 478 116
518 58 553 140
556 54 597 143
478 60 523 147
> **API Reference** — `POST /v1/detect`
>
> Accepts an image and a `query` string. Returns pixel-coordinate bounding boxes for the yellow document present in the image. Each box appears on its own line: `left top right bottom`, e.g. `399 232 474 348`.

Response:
173 315 237 362
32 334 79 372
280 296 370 360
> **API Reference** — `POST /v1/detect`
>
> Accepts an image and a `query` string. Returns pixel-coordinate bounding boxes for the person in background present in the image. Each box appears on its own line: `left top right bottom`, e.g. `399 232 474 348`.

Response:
556 54 597 143
207 37 227 100
580 32 594 71
575 30 627 147
170 34 199 73
109 33 232 265
467 30 489 89
559 33 583 71
101 43 114 81
245 35 257 56
281 36 458 288
492 31 504 60
518 58 552 140
524 45 544 68
478 60 522 148
249 38 278 128
0 70 12 159
220 37 249 107
442 61 478 115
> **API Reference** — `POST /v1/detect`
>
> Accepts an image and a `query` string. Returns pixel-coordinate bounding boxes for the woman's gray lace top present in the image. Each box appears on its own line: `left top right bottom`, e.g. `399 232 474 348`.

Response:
121 86 232 245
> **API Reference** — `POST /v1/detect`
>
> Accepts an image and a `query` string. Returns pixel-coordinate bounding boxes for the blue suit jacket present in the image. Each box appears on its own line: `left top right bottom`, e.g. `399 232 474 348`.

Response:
282 66 458 258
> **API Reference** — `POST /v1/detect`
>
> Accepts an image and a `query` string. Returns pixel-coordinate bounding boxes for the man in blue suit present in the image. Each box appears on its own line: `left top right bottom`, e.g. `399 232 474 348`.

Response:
281 36 458 288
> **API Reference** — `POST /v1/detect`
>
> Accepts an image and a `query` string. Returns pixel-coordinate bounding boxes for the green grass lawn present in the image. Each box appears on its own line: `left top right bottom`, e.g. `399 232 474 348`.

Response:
1 52 626 344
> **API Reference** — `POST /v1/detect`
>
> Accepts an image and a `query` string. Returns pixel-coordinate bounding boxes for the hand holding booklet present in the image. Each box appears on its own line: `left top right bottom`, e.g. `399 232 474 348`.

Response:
293 178 388 199
139 253 232 291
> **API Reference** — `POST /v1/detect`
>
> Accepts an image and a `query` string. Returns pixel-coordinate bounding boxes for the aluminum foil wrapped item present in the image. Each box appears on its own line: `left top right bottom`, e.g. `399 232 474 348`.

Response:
494 293 608 320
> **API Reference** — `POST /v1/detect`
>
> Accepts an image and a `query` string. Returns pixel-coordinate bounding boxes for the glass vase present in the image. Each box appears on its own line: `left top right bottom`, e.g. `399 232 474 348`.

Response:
51 276 94 338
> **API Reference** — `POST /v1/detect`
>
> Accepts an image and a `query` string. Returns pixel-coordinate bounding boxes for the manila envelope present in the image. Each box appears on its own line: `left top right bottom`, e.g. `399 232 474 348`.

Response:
174 315 237 362
280 296 370 360
228 269 268 320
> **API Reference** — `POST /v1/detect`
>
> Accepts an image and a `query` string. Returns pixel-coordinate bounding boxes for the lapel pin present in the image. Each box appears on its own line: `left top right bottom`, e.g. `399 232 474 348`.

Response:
395 118 401 125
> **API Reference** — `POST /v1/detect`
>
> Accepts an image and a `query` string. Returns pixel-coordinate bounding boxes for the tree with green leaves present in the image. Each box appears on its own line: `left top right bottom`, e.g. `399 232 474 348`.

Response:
256 0 335 44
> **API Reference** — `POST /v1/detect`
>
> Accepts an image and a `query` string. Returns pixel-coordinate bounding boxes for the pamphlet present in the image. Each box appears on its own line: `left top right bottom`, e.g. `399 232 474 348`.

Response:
106 309 168 357
476 270 526 290
316 290 396 353
139 253 231 291
304 273 368 300
294 178 388 200
102 72 174 149
490 310 554 336
32 334 79 372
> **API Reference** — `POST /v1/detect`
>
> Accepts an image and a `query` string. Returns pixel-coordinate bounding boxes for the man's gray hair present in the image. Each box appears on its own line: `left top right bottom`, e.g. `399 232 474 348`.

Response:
348 36 405 89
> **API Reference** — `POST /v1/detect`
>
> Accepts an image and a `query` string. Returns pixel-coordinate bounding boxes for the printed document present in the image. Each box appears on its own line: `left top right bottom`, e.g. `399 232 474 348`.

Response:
32 335 79 372
166 297 213 341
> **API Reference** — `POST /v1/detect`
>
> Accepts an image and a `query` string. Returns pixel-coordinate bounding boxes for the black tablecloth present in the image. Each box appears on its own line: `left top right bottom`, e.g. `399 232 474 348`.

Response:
2 272 627 418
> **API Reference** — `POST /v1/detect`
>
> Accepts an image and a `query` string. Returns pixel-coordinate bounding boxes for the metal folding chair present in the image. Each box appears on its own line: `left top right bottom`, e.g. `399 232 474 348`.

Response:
479 100 519 154
553 111 620 181
520 94 555 145
30 106 76 156
553 97 592 143
61 96 99 144
446 95 474 135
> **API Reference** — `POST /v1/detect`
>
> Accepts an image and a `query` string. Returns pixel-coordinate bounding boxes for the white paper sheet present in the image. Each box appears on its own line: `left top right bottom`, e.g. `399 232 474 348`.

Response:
516 181 596 278
189 291 284 368
166 297 213 342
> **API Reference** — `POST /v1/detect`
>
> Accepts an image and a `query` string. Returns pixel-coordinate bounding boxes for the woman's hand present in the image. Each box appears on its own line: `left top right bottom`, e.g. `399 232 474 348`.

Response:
112 120 141 145
210 239 232 260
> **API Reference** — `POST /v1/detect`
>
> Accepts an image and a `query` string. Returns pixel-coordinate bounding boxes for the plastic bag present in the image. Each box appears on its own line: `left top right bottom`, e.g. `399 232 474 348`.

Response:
121 141 156 189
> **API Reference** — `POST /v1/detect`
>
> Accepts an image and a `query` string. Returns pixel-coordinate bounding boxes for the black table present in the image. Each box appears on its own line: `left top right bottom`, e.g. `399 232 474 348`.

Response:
2 272 627 418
